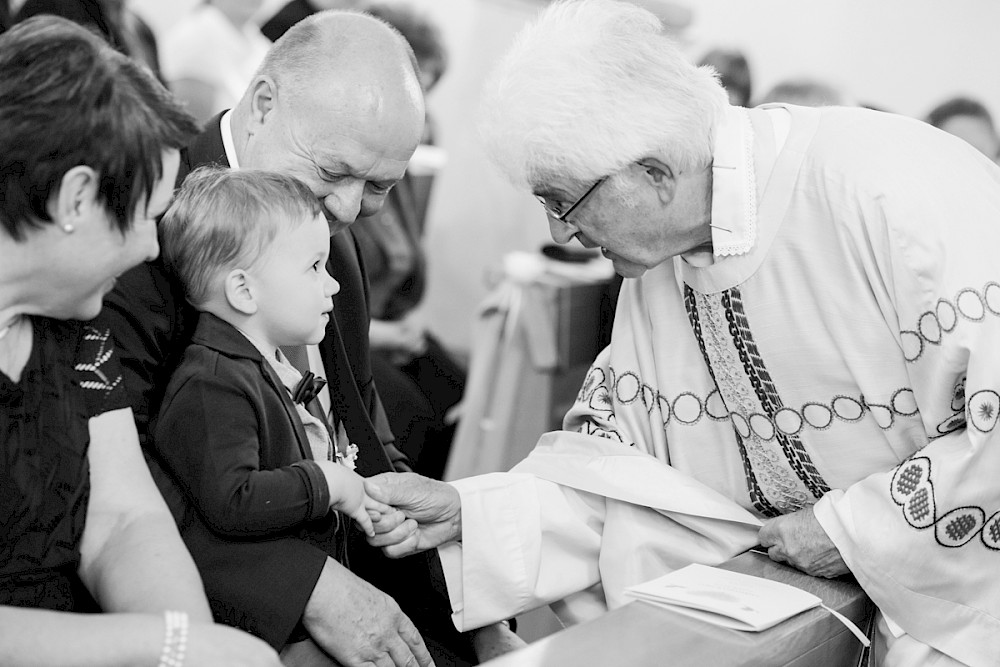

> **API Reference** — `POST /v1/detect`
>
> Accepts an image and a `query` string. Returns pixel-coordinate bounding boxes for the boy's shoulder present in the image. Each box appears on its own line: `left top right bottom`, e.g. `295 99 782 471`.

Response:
171 312 267 385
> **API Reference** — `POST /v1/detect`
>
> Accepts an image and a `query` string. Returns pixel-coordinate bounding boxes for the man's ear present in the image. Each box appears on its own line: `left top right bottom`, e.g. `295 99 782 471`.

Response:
638 158 677 205
51 165 101 230
225 269 258 315
247 75 278 131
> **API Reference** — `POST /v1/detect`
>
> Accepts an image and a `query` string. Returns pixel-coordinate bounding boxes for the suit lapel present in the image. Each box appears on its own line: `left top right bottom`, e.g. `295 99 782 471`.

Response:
179 112 230 182
263 364 313 463
321 233 393 476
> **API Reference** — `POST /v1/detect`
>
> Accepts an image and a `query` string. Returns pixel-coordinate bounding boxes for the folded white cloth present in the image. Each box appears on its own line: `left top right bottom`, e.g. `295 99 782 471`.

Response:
439 431 760 630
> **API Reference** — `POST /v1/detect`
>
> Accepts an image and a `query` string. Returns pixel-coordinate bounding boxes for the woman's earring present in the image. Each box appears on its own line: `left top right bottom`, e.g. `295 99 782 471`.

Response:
62 223 75 234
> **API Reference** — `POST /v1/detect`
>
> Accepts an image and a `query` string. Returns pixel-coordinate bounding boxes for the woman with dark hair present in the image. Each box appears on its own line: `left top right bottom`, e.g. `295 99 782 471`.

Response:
0 17 278 666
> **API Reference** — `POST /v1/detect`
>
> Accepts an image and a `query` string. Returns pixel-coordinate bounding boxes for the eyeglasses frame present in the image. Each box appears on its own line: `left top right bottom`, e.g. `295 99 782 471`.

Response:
536 174 610 224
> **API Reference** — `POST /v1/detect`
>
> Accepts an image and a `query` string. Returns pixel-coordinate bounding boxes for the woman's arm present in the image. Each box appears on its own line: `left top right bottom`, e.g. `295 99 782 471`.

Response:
0 607 282 666
0 607 169 666
0 408 282 667
79 407 210 618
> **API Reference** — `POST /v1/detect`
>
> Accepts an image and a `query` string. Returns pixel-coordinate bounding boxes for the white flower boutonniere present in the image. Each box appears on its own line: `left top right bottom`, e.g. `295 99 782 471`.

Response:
337 443 360 471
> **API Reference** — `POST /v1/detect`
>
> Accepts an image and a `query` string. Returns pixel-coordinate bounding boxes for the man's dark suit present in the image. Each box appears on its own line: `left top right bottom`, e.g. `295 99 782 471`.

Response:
103 113 476 663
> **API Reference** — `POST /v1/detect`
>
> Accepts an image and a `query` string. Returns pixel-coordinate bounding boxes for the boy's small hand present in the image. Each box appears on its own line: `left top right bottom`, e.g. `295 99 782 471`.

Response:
346 499 376 538
351 494 394 538
317 461 393 538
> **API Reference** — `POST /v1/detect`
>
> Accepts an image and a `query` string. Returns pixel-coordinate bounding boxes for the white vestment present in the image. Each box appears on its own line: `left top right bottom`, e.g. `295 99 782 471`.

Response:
443 105 1000 667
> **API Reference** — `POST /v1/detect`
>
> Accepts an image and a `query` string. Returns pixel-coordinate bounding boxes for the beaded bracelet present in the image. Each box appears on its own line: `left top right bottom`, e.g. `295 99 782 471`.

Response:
158 610 189 667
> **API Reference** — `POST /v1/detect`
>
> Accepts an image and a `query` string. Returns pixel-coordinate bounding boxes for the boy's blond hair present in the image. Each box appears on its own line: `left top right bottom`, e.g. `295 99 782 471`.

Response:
161 166 323 309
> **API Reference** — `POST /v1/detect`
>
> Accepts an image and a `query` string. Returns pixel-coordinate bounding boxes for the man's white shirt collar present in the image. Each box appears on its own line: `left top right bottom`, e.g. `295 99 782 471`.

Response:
220 109 240 169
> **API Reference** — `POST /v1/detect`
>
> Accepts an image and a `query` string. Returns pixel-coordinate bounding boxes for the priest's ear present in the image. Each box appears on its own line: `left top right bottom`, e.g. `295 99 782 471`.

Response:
224 269 258 315
636 158 676 205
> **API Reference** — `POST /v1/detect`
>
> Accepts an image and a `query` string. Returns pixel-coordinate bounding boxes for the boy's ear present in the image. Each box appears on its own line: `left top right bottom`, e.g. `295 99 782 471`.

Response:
225 269 257 315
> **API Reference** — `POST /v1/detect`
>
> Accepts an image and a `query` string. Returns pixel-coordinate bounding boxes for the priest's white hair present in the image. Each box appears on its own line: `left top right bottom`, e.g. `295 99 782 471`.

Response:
479 0 727 189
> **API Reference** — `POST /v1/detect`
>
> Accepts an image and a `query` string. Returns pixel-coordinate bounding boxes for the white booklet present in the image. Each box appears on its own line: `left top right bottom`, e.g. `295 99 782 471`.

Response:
624 563 869 645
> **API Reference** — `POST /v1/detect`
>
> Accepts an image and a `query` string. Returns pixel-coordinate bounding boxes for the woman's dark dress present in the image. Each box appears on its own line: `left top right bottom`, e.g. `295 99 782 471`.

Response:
1 315 127 611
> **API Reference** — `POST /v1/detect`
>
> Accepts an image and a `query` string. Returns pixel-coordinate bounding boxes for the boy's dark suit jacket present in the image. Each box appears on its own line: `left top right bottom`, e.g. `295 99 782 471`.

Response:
103 113 475 662
153 312 342 589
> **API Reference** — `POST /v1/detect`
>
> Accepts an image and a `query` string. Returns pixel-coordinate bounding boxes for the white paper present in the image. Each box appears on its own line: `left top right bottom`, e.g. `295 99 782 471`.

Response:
625 563 821 632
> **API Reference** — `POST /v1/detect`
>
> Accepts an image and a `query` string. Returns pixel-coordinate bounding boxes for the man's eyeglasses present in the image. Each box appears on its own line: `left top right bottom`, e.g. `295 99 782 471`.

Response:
536 174 609 224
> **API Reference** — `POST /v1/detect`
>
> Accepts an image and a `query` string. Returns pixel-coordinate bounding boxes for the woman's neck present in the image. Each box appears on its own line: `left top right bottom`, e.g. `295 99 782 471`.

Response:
0 313 22 340
0 315 32 383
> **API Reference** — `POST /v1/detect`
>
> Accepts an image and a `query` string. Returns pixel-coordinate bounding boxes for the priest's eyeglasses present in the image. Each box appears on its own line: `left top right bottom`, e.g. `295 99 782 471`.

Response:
536 174 610 224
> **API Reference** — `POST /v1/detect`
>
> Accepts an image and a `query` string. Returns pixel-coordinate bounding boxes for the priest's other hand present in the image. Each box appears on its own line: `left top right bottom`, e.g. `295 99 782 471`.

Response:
758 506 849 578
364 472 462 558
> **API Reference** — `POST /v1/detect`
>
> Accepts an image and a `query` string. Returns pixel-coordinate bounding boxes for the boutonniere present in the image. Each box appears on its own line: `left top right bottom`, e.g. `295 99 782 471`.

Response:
337 443 360 471
292 371 327 405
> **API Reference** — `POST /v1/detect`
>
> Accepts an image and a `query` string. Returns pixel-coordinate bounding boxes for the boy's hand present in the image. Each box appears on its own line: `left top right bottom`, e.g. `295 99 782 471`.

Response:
317 461 390 538
345 492 377 537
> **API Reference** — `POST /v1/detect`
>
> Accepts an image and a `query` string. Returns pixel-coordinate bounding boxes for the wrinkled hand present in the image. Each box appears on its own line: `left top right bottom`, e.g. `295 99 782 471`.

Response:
187 621 282 667
757 506 849 578
364 472 462 558
304 559 433 667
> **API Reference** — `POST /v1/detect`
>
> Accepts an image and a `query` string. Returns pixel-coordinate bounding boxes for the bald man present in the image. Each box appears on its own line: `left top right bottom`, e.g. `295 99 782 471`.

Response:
104 11 487 667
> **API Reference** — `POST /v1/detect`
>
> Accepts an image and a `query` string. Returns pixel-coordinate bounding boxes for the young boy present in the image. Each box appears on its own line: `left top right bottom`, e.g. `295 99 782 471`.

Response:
152 165 381 568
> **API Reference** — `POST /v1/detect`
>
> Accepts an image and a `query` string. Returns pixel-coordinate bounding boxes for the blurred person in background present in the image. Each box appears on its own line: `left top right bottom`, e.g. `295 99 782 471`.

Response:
352 1 467 481
926 95 1000 164
697 47 752 107
757 77 848 107
0 16 278 666
260 0 362 42
159 0 271 126
14 0 162 78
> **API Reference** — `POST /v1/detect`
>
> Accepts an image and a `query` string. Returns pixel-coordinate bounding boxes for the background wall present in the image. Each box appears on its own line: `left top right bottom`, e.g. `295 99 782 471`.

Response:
130 0 1000 358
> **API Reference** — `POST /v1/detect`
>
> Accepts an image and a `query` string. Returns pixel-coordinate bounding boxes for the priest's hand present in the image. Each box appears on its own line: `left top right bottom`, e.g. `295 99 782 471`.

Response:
757 506 849 578
364 472 462 558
